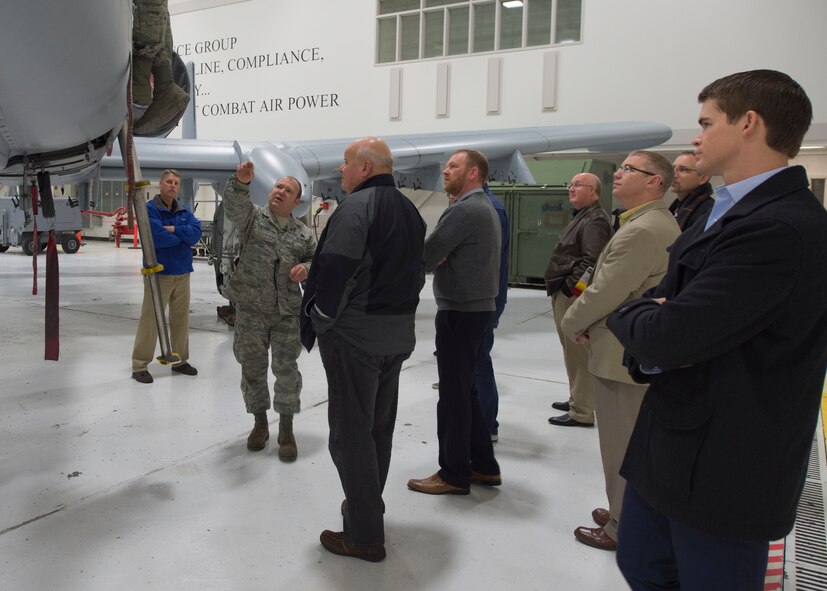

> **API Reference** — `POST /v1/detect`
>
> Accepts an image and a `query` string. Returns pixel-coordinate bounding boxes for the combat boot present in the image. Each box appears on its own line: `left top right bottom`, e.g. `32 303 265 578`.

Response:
278 413 297 461
247 411 269 451
134 62 190 135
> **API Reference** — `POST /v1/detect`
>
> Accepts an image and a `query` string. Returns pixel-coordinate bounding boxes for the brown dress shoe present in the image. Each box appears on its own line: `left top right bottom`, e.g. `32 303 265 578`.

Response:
171 362 198 376
407 473 470 495
591 507 610 527
319 530 386 562
574 526 617 551
470 471 502 486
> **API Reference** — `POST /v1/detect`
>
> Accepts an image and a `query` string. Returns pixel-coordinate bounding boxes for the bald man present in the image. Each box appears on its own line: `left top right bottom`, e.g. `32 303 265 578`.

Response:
301 137 426 562
545 173 612 427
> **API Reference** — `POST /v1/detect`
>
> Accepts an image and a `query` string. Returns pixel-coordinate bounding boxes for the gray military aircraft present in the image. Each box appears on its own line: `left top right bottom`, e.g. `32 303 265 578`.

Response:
0 0 672 347
1 0 671 211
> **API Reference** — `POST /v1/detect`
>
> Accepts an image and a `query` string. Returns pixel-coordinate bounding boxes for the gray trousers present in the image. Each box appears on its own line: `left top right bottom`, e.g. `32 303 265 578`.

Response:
319 330 408 547
233 303 301 415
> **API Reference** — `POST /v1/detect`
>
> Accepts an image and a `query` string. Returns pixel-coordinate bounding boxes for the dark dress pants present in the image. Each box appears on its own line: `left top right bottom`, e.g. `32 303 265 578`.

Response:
617 484 769 591
475 302 504 437
319 330 409 547
436 309 500 488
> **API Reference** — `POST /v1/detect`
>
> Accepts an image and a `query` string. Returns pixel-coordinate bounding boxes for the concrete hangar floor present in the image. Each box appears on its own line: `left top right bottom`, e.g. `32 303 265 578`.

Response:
0 241 824 590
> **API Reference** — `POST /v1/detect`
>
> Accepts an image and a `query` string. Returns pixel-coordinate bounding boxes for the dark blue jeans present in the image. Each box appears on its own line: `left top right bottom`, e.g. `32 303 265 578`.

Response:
319 330 409 546
475 303 504 436
617 484 769 591
436 309 500 488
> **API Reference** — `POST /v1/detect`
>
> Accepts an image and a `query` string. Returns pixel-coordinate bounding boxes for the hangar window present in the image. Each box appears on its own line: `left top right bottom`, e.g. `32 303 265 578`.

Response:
376 0 582 63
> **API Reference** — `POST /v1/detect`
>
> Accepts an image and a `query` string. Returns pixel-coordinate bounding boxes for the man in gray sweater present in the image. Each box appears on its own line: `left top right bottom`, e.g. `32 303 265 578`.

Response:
408 149 502 495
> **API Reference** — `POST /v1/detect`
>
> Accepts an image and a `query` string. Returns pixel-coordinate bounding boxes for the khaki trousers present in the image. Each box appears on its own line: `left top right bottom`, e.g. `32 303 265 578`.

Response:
551 292 594 423
592 374 647 541
132 273 191 372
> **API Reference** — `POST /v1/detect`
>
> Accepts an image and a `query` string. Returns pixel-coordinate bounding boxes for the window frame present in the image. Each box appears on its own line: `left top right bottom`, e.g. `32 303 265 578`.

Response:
375 0 583 65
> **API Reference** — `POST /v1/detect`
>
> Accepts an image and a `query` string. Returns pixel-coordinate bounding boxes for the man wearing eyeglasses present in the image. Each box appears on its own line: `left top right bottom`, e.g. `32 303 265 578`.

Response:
670 151 713 230
544 173 611 428
609 70 827 590
560 152 680 551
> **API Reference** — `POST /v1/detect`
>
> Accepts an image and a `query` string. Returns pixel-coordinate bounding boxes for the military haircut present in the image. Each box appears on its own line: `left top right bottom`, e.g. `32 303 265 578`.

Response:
453 149 489 181
282 176 303 201
630 151 675 193
698 69 812 158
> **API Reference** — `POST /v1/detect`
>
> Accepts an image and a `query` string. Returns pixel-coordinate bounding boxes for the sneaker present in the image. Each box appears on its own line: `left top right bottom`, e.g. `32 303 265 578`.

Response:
171 362 198 376
131 370 154 384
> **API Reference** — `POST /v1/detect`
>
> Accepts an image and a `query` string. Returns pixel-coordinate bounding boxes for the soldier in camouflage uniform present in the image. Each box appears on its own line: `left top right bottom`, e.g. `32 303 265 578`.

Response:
131 0 189 135
222 162 316 460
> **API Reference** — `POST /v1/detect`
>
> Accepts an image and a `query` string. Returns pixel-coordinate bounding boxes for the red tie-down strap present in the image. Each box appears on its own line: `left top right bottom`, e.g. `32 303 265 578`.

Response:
45 230 60 360
30 182 39 294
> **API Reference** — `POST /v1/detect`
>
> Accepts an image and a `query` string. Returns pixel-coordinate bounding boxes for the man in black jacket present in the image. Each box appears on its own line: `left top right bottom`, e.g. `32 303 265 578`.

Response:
608 70 827 590
669 151 713 231
301 137 426 562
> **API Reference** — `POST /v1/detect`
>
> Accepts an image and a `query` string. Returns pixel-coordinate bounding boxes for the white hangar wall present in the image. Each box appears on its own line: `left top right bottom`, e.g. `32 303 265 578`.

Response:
169 0 827 148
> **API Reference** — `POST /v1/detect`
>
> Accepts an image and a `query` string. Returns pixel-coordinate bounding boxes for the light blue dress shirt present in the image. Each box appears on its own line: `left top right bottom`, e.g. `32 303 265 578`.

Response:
704 166 788 231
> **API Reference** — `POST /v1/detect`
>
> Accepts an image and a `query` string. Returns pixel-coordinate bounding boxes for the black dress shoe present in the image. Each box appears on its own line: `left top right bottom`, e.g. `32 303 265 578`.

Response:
548 413 594 427
131 370 153 384
171 362 198 376
552 400 570 412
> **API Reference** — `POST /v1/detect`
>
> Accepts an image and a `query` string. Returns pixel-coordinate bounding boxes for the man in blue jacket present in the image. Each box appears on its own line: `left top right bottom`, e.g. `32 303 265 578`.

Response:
131 169 202 383
608 70 827 590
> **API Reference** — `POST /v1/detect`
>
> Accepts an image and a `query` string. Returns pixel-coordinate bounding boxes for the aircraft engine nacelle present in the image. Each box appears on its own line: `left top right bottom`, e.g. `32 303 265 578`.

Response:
238 142 313 219
0 0 131 179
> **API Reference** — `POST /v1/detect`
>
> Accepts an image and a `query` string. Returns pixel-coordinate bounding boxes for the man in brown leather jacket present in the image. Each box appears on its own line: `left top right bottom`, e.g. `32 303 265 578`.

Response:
544 173 611 427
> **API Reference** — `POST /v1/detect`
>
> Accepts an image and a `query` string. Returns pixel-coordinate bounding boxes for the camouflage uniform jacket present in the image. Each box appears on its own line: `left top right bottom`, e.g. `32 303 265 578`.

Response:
221 176 316 316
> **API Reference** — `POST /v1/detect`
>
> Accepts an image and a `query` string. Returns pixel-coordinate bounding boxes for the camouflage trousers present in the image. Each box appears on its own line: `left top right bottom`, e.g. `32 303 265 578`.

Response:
233 303 302 415
132 0 172 64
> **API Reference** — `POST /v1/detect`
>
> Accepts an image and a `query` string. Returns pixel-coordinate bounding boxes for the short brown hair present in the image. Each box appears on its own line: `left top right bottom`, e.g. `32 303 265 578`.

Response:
698 70 812 158
453 149 489 181
630 151 674 194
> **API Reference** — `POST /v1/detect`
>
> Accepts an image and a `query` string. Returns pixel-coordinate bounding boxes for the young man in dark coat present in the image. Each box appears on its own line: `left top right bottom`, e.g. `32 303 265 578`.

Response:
608 69 827 591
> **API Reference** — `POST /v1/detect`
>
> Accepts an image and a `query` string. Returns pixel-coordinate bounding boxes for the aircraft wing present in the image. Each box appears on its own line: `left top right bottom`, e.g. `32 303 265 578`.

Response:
101 121 671 218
